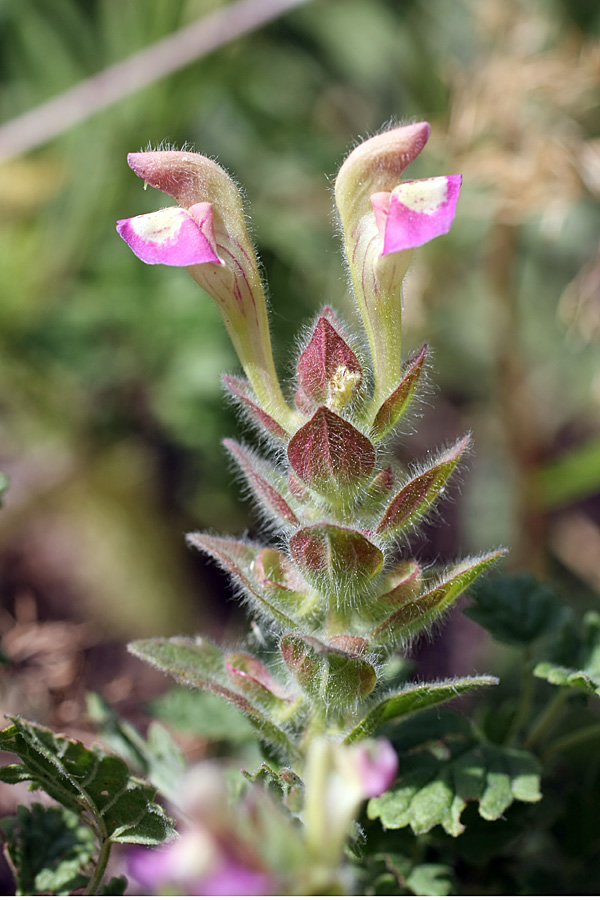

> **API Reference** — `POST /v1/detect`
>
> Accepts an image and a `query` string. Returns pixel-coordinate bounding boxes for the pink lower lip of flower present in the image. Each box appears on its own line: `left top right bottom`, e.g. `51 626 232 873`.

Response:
372 174 462 255
200 861 274 896
355 738 398 798
116 204 221 267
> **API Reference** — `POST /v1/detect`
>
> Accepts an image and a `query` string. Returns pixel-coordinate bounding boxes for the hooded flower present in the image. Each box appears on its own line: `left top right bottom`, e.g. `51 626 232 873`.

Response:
335 123 461 412
117 150 294 431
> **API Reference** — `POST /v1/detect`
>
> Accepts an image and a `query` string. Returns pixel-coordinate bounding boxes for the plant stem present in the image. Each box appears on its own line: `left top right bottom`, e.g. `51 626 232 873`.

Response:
505 651 535 746
542 722 600 762
524 688 570 750
84 838 113 896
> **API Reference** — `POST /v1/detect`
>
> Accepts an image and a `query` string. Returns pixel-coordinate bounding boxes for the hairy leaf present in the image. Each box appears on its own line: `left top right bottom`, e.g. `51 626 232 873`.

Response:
129 637 301 760
344 676 498 743
149 686 254 741
375 436 469 536
370 345 427 440
370 552 505 648
368 710 541 837
0 718 175 846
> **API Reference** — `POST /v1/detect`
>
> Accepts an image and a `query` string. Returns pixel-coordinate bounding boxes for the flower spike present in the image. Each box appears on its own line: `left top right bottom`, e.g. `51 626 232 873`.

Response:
117 150 295 431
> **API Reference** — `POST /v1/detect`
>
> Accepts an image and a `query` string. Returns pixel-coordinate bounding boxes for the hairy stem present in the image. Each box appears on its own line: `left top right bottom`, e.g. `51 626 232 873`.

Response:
524 688 570 750
84 838 113 896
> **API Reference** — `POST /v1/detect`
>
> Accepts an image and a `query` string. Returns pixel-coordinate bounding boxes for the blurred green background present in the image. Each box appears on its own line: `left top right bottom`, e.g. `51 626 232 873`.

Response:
0 0 599 726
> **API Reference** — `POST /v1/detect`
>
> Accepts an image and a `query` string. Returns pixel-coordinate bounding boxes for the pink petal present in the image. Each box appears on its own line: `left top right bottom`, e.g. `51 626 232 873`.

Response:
116 206 221 266
372 174 462 255
354 738 398 798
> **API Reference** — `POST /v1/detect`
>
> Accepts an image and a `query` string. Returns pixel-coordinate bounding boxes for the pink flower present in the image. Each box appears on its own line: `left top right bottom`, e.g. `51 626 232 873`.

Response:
334 122 462 413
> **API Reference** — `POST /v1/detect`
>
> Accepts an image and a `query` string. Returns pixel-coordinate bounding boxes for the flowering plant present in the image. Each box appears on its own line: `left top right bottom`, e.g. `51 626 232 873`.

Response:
2 122 598 896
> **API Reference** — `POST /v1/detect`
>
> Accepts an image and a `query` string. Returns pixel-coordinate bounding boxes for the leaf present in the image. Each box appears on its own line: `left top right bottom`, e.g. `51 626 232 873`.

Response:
224 439 299 525
406 863 455 896
375 436 470 536
86 693 186 802
344 676 498 743
289 523 383 600
534 610 600 696
371 344 427 440
99 875 128 895
149 686 255 742
128 637 301 761
370 552 505 648
187 533 302 629
464 573 565 647
287 406 375 493
280 633 377 708
0 718 175 847
2 803 96 896
367 710 541 837
296 314 363 407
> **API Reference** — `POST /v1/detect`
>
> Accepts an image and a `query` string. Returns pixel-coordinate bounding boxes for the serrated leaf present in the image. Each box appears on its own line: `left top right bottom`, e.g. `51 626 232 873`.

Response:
367 710 541 837
344 676 498 743
128 637 301 761
86 693 186 802
2 803 95 895
533 662 600 696
534 610 600 696
406 863 455 896
370 552 505 648
464 573 565 647
375 436 469 536
0 718 175 847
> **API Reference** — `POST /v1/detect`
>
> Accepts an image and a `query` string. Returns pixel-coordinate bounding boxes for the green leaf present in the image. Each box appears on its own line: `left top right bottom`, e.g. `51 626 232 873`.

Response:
129 637 301 761
150 686 255 742
375 436 469 537
2 803 96 896
99 875 128 895
368 710 541 837
86 693 186 802
344 676 498 743
464 573 565 647
406 863 455 896
370 552 505 648
0 717 176 846
534 610 600 696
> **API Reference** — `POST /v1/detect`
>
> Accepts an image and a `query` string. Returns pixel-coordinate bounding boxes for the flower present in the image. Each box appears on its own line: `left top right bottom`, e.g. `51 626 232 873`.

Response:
334 123 461 412
303 737 398 868
117 150 294 431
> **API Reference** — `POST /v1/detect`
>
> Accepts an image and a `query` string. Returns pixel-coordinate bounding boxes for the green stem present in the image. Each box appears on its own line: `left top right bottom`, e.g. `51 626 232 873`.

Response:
505 651 535 746
84 838 113 896
524 688 570 750
542 722 600 763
